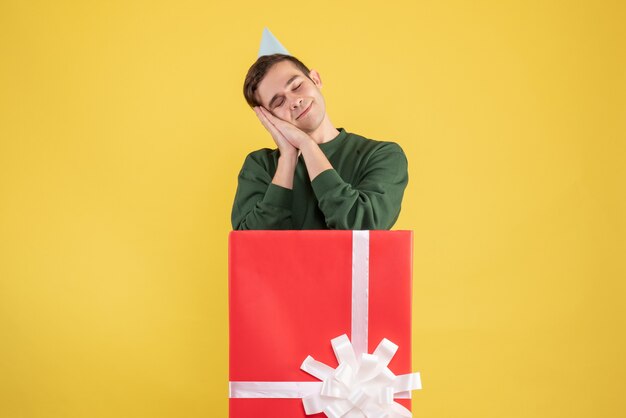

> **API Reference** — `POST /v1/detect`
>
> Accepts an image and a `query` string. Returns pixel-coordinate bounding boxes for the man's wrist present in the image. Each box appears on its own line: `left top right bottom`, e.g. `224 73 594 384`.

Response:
278 152 298 166
298 137 319 154
273 153 298 189
298 139 332 181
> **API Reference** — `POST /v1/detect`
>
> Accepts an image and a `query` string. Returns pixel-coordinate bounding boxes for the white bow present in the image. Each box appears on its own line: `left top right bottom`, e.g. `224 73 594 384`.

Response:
301 334 422 418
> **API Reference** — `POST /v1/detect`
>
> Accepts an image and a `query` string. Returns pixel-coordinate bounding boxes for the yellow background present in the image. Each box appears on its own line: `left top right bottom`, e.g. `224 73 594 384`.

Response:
1 0 625 417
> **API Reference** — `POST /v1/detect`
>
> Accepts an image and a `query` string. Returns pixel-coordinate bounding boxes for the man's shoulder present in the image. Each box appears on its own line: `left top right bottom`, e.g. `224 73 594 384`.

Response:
243 147 279 164
344 130 405 155
237 147 280 175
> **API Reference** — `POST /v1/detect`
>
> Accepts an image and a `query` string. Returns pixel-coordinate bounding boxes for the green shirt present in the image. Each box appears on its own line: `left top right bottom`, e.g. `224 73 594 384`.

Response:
231 128 408 230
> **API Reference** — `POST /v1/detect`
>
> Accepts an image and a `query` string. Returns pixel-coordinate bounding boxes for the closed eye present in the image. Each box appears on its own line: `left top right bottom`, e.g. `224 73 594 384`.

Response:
273 83 303 108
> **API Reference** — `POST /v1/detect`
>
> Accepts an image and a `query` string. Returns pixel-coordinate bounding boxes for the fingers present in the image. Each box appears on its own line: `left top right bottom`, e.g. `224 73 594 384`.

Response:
254 106 280 134
254 106 289 145
258 107 301 136
256 105 273 121
256 107 283 132
254 106 276 136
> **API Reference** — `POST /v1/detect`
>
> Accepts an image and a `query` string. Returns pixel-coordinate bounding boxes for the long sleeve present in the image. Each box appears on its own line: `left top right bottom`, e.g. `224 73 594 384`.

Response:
310 142 408 229
231 152 294 230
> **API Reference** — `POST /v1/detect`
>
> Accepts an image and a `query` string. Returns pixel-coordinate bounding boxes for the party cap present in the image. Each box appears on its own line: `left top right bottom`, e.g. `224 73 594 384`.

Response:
258 27 290 58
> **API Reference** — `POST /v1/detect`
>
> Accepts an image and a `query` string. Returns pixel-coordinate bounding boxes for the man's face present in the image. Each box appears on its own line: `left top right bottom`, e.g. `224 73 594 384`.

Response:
255 60 327 133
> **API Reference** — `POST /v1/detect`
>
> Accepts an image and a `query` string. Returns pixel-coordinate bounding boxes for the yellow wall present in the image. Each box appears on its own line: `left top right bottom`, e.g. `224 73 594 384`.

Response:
1 1 624 417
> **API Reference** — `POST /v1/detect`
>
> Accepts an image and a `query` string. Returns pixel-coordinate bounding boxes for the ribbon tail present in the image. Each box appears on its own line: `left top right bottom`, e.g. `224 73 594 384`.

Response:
394 372 422 393
389 402 413 417
302 393 325 415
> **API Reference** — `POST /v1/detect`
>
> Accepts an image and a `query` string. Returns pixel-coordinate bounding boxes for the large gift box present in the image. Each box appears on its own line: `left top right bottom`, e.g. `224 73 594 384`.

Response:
229 230 421 417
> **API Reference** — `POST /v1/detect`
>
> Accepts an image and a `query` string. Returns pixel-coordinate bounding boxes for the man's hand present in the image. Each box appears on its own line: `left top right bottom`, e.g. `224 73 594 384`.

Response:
254 106 313 151
254 105 332 183
253 106 298 158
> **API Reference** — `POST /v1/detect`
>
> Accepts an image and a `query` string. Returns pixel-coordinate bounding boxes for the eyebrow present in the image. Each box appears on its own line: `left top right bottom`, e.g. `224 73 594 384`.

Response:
267 75 301 108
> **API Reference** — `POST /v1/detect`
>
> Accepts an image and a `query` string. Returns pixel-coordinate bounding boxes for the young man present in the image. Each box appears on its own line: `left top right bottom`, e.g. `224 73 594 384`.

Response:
231 53 408 230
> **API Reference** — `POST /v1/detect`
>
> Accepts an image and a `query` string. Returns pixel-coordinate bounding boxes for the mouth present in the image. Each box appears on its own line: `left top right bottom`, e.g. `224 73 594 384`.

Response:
296 102 312 120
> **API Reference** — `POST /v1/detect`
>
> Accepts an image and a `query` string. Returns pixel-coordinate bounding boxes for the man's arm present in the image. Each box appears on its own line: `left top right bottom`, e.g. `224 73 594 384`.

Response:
231 151 295 230
310 143 409 229
254 106 299 189
230 106 302 230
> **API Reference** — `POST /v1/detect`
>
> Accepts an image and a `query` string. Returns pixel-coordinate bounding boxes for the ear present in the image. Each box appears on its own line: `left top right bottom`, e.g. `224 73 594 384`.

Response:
309 69 322 88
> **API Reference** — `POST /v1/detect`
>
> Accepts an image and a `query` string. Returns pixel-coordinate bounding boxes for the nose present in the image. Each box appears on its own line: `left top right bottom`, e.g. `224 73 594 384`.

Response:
290 96 304 111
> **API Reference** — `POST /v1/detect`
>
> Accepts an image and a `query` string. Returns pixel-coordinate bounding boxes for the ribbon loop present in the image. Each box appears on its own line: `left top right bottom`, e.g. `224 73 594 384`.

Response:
332 334 359 370
301 355 335 381
373 338 399 368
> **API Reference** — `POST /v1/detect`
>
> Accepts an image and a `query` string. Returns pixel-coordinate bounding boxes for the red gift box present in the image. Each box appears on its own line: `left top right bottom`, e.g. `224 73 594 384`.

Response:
229 230 418 417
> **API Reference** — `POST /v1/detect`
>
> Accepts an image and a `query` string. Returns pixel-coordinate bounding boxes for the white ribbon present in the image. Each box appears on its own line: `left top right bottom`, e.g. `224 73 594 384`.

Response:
301 334 421 418
351 230 369 358
229 231 422 417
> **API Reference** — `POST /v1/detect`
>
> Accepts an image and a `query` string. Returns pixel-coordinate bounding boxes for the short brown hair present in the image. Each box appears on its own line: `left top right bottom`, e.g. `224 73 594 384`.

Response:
243 54 312 108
